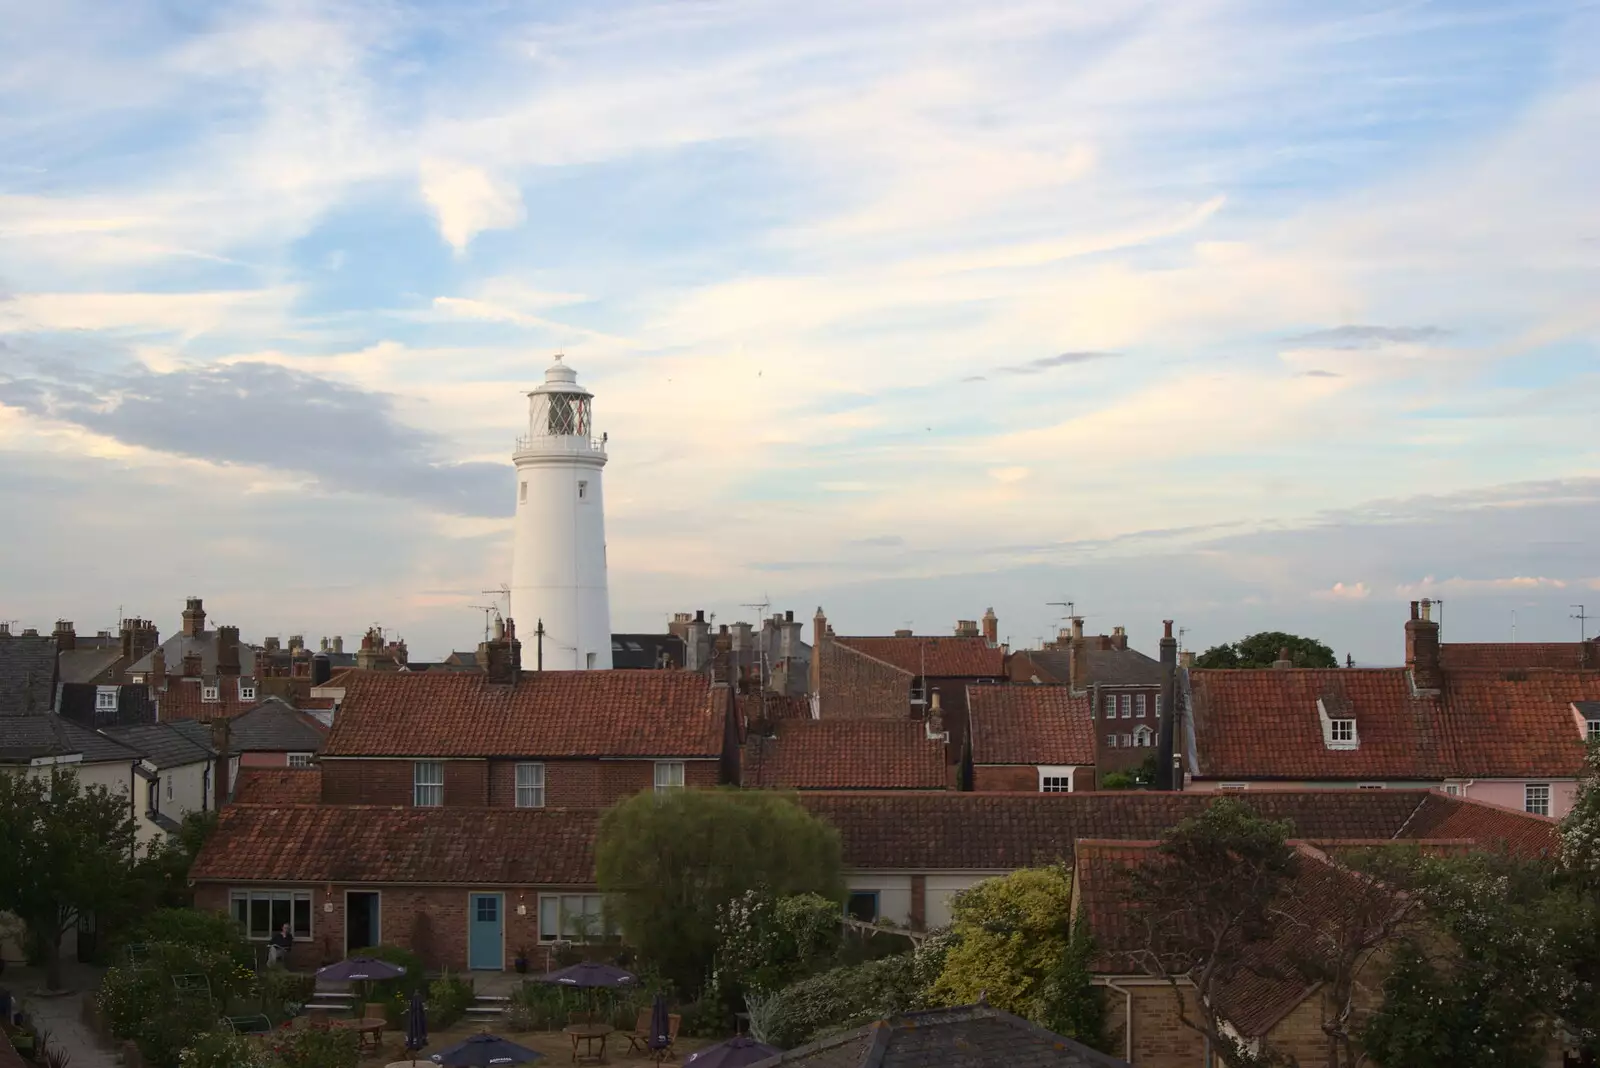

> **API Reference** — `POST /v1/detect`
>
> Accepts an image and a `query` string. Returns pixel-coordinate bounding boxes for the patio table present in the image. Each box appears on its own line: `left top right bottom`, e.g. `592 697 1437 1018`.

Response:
564 1022 614 1064
333 1016 385 1053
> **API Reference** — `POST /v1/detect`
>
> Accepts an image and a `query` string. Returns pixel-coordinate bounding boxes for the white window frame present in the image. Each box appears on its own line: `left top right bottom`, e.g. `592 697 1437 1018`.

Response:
95 687 118 712
538 893 611 943
1156 695 1164 717
1330 719 1356 744
1106 734 1118 749
1135 694 1147 718
1219 782 1249 792
1588 719 1600 743
1525 782 1551 817
1120 695 1132 718
286 752 313 769
239 682 256 702
202 684 220 702
515 762 546 808
230 889 313 941
1133 726 1153 748
413 760 444 807
1121 733 1133 748
1037 765 1075 793
654 761 686 793
1443 783 1461 796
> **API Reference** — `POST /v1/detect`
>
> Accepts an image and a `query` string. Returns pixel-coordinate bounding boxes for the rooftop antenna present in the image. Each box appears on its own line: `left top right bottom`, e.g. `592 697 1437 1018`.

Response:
1574 605 1589 642
1178 626 1188 653
468 605 498 643
483 585 511 618
742 596 773 722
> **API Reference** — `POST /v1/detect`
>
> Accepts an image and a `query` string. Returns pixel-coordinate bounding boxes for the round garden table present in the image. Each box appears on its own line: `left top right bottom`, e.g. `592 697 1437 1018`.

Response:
333 1017 386 1053
564 1022 614 1064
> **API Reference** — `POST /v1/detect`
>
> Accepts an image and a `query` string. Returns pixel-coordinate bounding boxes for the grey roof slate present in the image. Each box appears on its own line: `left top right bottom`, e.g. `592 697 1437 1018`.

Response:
128 632 257 676
0 635 58 715
57 683 155 728
225 698 328 753
748 1003 1127 1068
1023 645 1164 688
57 647 125 684
102 721 217 768
0 715 142 764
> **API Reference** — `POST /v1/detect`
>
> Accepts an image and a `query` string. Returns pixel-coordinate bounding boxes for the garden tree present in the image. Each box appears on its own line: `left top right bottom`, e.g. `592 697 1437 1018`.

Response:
1558 742 1600 1052
0 767 137 990
596 788 844 993
1560 740 1600 885
1125 798 1298 1068
1036 914 1110 1052
1193 631 1338 669
930 866 1078 1020
1359 850 1597 1068
716 890 841 995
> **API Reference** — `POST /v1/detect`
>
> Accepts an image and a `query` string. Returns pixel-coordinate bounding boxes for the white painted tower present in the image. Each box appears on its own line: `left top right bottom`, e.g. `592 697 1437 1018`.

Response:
509 356 612 670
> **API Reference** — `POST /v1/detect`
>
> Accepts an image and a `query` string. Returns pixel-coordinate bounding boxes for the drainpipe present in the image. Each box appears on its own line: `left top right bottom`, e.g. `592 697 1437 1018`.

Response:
1104 978 1135 1063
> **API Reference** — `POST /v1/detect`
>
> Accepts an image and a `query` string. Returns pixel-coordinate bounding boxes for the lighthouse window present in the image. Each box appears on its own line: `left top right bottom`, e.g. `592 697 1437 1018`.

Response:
578 480 588 501
519 481 527 504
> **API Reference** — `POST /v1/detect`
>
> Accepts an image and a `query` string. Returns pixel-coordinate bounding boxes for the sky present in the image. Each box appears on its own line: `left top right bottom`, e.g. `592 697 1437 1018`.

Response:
1 0 1598 664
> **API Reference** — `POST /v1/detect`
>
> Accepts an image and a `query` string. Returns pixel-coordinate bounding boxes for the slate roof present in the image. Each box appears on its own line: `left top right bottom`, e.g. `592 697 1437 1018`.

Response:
57 646 124 685
1188 667 1596 781
225 698 328 753
834 636 1005 678
798 790 1557 871
0 634 57 715
738 693 815 724
156 677 267 722
746 1002 1127 1068
1440 641 1599 670
57 683 155 728
323 669 722 758
611 633 687 670
0 715 141 764
1018 644 1165 688
102 721 216 768
232 767 322 805
128 632 258 676
189 804 599 885
968 687 1095 765
742 719 947 790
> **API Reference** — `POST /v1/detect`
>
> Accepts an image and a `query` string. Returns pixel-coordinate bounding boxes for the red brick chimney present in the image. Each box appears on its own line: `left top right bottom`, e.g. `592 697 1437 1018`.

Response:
811 607 828 700
216 625 241 677
1068 617 1087 690
1112 626 1128 652
182 650 203 677
1273 646 1292 669
479 617 522 685
151 646 167 690
181 597 206 637
982 608 998 647
211 717 232 807
53 620 76 652
1405 600 1442 691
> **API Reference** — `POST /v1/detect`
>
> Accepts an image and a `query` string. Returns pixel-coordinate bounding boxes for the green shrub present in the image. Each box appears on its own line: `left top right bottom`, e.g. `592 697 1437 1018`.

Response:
261 970 317 1023
137 1000 220 1068
97 964 167 1039
179 1029 276 1068
132 909 251 963
265 1017 360 1068
427 971 476 1029
760 952 934 1048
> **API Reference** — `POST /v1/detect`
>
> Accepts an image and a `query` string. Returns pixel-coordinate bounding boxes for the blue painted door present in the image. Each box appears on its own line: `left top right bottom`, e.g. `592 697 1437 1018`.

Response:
468 894 504 970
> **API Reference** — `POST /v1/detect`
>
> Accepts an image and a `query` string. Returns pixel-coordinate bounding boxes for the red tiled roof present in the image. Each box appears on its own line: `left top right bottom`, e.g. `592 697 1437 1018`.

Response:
157 677 268 722
1397 791 1558 857
1188 667 1595 780
737 692 814 725
1440 641 1599 670
835 636 1005 678
968 686 1094 765
190 803 598 884
1075 841 1408 1036
323 670 723 758
800 789 1557 870
232 767 321 805
742 719 947 790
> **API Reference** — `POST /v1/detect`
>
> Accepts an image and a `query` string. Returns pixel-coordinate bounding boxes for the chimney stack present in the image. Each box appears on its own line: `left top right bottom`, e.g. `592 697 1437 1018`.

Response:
1156 620 1179 791
211 717 232 808
332 635 344 656
1112 625 1128 652
982 608 998 647
288 635 304 655
53 620 76 652
955 619 979 638
925 689 949 741
182 650 203 677
1179 650 1195 669
894 629 913 638
150 646 167 690
479 617 522 685
181 597 206 638
1273 646 1293 670
216 626 241 677
311 651 332 686
1405 599 1442 691
811 607 828 701
1069 618 1087 690
264 636 280 653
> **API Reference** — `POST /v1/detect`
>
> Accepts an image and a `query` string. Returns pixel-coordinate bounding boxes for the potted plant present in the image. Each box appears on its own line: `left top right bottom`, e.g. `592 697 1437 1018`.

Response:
513 946 530 975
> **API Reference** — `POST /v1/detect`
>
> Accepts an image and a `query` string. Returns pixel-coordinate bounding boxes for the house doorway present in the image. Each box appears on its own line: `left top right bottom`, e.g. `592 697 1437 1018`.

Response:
468 893 504 970
346 891 380 955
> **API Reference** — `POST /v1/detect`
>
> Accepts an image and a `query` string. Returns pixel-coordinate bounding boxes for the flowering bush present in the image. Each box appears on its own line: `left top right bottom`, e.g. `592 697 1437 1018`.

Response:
179 1029 276 1068
1560 741 1600 879
715 889 840 994
266 1018 360 1068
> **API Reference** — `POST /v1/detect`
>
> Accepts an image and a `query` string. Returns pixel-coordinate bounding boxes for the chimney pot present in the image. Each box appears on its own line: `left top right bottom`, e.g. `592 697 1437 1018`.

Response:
1163 619 1174 640
894 628 913 638
982 608 998 646
786 609 794 623
1070 616 1084 641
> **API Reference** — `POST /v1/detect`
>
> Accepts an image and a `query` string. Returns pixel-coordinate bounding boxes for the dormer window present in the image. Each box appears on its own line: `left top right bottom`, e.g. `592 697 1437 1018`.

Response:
1317 696 1359 750
95 688 118 712
1589 719 1599 743
202 684 220 702
239 682 256 702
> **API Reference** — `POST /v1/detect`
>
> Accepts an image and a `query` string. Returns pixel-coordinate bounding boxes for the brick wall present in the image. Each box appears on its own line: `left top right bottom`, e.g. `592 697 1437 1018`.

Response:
818 643 913 719
321 758 721 808
195 881 600 972
972 765 1094 792
1101 982 1208 1068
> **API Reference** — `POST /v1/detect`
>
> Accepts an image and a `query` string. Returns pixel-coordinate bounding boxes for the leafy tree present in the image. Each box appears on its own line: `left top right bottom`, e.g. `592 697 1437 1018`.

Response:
759 940 948 1048
930 866 1074 1017
717 890 841 995
596 788 843 993
1125 798 1299 1068
1559 740 1600 885
0 767 137 990
1194 631 1338 669
1036 914 1110 1053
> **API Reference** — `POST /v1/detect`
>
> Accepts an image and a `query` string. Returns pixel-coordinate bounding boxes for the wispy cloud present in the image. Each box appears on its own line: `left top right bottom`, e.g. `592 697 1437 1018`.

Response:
1285 325 1448 349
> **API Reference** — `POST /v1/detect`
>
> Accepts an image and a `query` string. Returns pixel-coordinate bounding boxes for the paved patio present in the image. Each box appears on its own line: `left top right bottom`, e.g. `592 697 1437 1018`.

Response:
4 962 118 1068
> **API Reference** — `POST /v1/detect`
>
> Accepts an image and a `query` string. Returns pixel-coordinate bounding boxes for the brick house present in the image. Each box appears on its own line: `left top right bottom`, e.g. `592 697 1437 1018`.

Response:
1185 602 1600 817
1072 839 1411 1067
317 656 736 808
794 788 1554 933
189 803 601 971
808 608 1006 775
225 697 329 770
967 686 1095 792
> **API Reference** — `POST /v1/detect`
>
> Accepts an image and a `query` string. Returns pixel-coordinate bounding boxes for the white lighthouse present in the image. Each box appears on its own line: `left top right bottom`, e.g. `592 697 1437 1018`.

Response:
509 356 612 670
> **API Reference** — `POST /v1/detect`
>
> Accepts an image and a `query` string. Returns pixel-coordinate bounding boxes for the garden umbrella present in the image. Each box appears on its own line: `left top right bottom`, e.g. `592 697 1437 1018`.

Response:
683 1036 783 1068
430 1033 542 1067
403 989 428 1064
317 956 407 982
538 961 636 1018
646 993 671 1055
